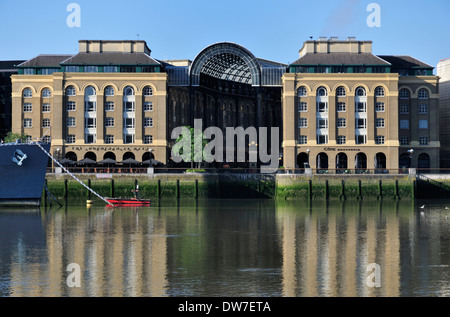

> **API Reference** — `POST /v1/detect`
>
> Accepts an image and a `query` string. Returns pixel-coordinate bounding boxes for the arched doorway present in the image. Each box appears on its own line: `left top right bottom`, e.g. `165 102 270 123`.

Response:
84 151 96 161
103 152 116 160
316 152 328 170
297 152 309 169
355 152 367 172
142 152 155 161
375 152 386 170
399 153 411 169
123 152 135 160
65 151 77 161
418 153 430 170
336 152 348 172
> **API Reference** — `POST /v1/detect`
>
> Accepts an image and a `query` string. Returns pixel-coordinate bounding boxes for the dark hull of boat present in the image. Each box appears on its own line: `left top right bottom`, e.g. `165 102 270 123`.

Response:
0 142 50 206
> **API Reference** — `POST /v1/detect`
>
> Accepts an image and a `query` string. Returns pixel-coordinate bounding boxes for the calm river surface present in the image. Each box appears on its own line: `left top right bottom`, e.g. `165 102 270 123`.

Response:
1 198 450 297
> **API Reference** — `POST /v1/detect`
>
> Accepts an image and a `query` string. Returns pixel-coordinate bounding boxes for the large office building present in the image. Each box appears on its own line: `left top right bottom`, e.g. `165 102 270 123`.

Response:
10 38 439 171
282 37 439 171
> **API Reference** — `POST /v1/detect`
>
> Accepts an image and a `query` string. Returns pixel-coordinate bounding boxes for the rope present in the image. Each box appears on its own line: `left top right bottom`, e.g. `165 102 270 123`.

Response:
35 143 114 206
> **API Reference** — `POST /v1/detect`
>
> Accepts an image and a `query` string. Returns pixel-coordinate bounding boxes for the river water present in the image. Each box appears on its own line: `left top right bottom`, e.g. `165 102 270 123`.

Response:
0 198 449 297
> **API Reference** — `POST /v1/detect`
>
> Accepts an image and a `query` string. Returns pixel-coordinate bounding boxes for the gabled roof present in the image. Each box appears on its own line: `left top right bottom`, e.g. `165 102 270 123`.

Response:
17 55 73 67
61 52 161 65
377 55 433 69
290 53 391 66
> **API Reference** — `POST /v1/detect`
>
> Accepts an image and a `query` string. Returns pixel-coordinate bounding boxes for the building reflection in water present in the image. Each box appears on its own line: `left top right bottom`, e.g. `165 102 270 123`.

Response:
277 200 407 297
2 198 450 296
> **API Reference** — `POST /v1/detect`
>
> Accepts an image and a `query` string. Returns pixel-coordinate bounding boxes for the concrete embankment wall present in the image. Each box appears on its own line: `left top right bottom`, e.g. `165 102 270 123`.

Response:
44 173 420 200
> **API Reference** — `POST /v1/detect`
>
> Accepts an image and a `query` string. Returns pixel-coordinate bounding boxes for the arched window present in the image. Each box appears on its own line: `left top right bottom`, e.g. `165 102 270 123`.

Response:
418 88 429 99
42 88 52 98
418 153 430 169
143 86 153 96
105 86 115 96
317 86 327 96
85 85 96 96
124 86 135 96
298 86 307 97
375 86 385 97
336 86 346 97
66 86 76 96
399 88 410 99
356 87 366 96
23 88 32 98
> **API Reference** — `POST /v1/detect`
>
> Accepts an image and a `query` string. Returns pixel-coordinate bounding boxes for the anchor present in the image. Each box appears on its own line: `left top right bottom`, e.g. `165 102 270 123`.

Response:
11 149 28 166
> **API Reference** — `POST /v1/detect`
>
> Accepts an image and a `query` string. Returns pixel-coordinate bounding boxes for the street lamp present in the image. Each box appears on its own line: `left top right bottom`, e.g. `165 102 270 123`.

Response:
408 149 414 168
306 149 310 168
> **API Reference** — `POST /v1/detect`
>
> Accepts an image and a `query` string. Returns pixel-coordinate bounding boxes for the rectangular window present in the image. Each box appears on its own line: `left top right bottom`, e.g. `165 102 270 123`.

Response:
23 103 32 112
124 101 135 112
85 134 96 144
65 66 79 72
298 135 307 144
143 135 153 144
337 118 346 128
67 117 76 127
42 103 51 112
356 134 367 144
337 136 346 145
375 102 385 112
42 118 50 128
376 118 385 128
419 137 428 145
23 118 32 128
316 134 328 144
337 102 346 112
356 102 367 112
298 102 307 112
84 66 98 73
375 136 385 145
317 102 328 113
299 118 307 128
419 104 428 114
66 134 75 143
124 134 135 144
42 136 51 143
354 66 367 73
105 102 114 111
317 118 328 129
400 104 409 114
419 120 428 129
121 66 136 73
85 117 97 128
23 68 34 75
356 118 367 129
105 117 115 127
66 101 76 111
144 102 154 112
400 136 409 145
144 117 153 128
400 120 410 129
85 101 96 112
105 135 114 144
104 66 118 73
124 118 135 128
41 68 59 75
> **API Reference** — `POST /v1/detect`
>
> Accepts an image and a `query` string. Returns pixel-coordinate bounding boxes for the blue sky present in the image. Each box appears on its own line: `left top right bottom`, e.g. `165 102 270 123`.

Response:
0 0 449 71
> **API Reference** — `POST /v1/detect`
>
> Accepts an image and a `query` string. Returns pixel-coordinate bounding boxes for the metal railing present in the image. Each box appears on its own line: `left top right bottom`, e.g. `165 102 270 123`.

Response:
44 166 450 175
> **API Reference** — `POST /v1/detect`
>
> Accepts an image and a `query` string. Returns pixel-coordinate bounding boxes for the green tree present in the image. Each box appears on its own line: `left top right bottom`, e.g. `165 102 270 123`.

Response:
174 126 211 168
3 132 28 143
